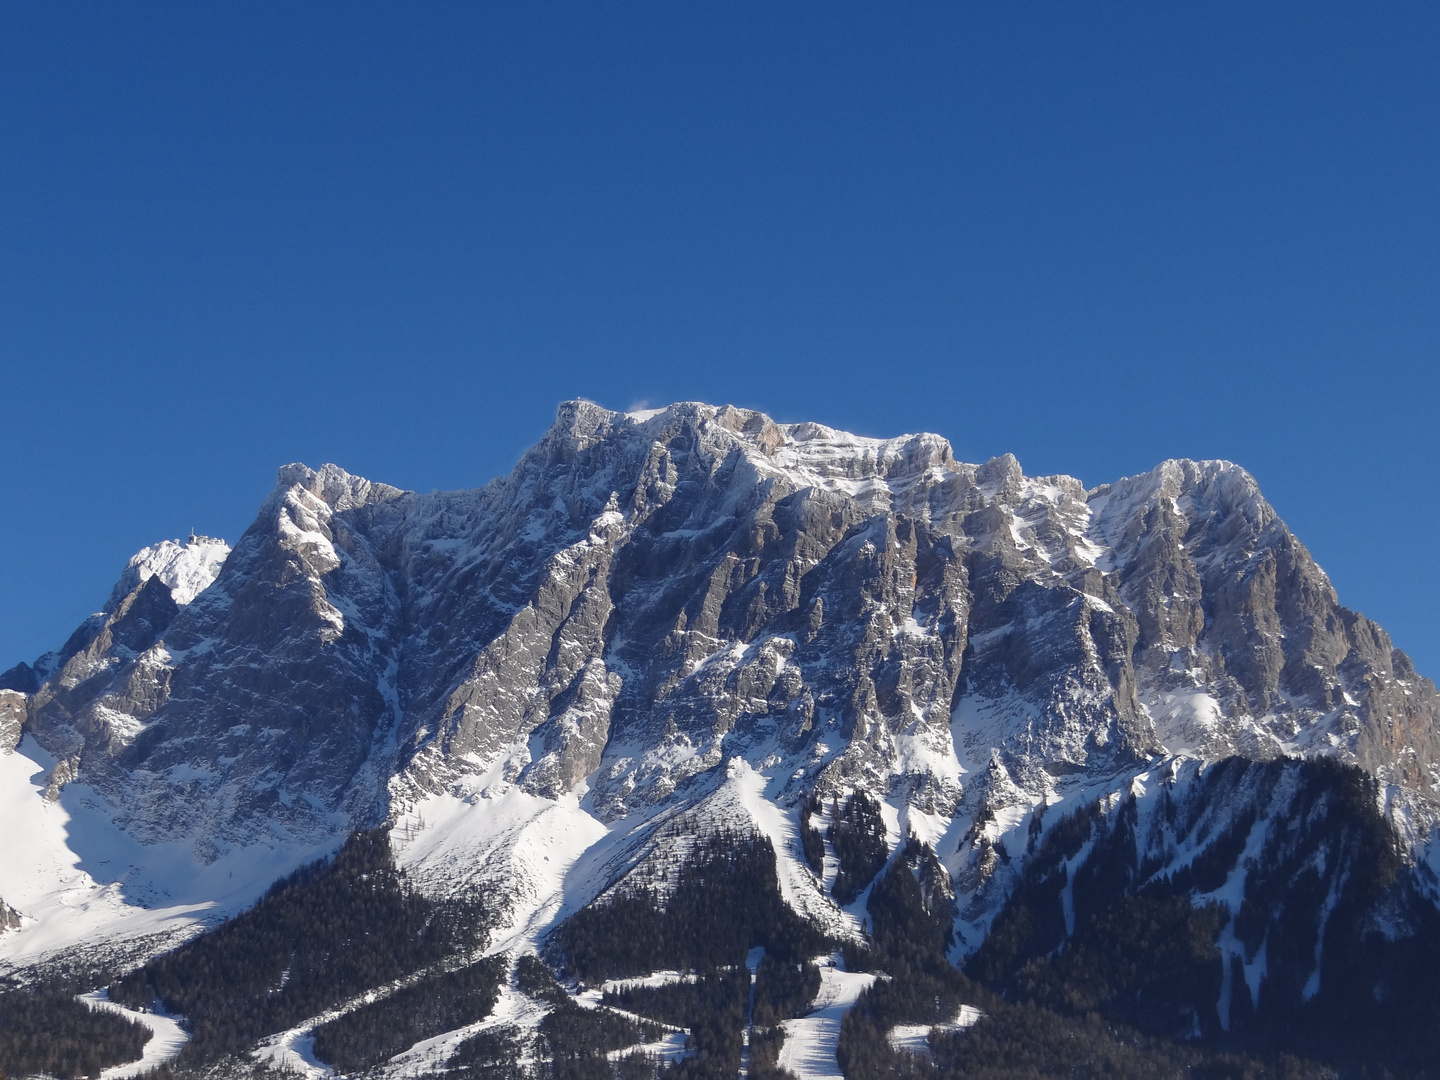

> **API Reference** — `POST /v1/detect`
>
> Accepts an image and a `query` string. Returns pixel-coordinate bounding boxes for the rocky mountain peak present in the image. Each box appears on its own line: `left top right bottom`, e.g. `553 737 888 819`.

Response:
271 461 405 514
104 533 232 612
3 400 1438 984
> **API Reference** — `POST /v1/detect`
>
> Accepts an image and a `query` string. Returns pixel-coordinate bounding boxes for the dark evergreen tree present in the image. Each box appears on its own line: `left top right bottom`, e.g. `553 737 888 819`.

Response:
752 955 821 1026
799 794 825 876
827 793 888 905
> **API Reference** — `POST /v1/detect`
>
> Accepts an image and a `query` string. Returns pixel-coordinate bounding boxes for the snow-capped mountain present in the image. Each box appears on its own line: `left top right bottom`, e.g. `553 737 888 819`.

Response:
3 400 1439 1078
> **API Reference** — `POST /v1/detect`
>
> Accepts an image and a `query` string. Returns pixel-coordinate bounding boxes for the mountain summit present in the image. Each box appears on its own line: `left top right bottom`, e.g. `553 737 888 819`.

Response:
3 401 1439 1078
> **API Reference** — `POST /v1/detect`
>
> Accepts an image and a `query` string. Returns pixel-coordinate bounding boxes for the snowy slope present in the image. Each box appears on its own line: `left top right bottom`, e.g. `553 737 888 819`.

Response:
776 958 876 1080
0 734 338 975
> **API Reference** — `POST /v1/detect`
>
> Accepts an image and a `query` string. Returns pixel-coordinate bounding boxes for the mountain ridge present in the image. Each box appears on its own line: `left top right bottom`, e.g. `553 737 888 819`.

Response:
3 399 1439 1078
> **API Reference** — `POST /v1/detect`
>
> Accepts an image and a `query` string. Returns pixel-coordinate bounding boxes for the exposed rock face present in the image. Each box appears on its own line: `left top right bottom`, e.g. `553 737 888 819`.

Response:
377 403 1165 829
0 663 40 694
1094 460 1440 791
0 690 24 754
7 400 1439 954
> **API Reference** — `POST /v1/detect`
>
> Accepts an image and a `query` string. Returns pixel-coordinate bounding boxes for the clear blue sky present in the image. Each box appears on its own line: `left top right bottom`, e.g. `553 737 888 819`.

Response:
2 4 1438 676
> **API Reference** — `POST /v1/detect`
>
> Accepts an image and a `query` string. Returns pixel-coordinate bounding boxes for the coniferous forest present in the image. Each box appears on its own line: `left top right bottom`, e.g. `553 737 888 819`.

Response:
312 958 507 1072
107 828 491 1063
825 793 888 906
556 831 832 982
0 983 150 1078
835 759 1440 1080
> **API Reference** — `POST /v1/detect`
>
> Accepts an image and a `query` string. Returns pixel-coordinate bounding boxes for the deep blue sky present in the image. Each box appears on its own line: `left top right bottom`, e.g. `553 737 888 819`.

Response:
2 4 1438 676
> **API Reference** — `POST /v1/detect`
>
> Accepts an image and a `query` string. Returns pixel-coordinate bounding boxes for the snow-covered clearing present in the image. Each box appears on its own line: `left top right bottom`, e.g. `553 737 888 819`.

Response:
606 1030 689 1064
78 990 189 1078
254 1024 332 1078
887 1005 983 1056
776 958 876 1080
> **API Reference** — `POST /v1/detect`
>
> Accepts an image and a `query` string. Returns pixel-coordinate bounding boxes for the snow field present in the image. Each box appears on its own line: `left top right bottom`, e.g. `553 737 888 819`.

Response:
391 780 610 956
119 536 231 607
606 1030 689 1064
